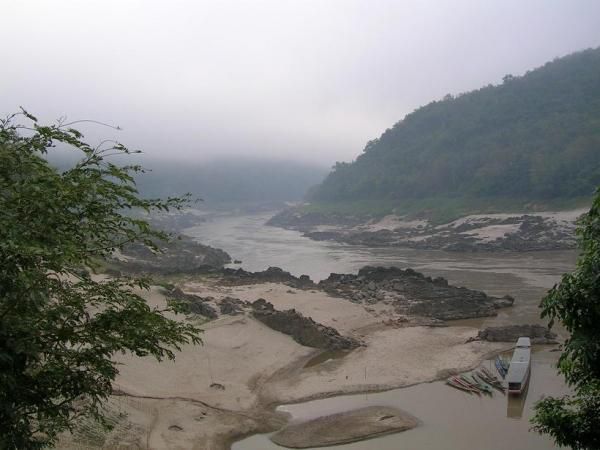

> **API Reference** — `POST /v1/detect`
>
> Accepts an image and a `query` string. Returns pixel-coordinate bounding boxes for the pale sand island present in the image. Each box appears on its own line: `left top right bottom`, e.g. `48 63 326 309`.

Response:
270 406 419 448
58 263 517 450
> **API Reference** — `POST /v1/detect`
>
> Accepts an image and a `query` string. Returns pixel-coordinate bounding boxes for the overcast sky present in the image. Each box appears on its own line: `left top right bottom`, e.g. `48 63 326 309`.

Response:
2 1 600 166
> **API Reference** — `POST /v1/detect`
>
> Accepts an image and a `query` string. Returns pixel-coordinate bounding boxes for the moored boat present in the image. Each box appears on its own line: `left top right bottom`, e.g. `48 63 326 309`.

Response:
506 337 531 395
446 378 474 393
475 369 505 393
495 356 507 378
462 374 493 395
473 373 493 389
480 366 497 381
451 376 481 394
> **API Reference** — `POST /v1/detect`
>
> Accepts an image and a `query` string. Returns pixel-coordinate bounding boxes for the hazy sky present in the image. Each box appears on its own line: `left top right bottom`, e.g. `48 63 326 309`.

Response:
2 1 600 166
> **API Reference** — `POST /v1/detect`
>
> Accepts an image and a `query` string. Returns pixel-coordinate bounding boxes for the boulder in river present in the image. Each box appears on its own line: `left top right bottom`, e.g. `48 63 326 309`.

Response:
110 234 231 275
475 324 558 344
221 266 316 289
320 266 514 321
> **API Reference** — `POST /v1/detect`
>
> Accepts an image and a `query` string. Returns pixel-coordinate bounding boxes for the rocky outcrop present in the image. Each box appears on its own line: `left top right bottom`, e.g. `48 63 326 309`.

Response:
168 288 219 319
220 266 315 289
319 266 514 321
167 288 247 318
111 234 231 275
218 296 245 315
268 208 582 252
475 324 558 344
251 299 361 350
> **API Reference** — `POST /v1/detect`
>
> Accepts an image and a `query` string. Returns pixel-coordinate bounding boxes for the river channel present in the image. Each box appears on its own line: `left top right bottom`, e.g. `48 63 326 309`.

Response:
184 211 577 449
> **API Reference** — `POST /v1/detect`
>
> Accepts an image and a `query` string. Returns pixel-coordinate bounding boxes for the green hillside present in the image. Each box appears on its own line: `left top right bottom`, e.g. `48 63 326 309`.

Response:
309 48 600 215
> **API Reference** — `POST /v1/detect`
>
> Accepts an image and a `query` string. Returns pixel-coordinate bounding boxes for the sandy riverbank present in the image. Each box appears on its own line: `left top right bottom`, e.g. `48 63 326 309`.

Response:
268 208 587 252
270 406 419 448
58 280 509 449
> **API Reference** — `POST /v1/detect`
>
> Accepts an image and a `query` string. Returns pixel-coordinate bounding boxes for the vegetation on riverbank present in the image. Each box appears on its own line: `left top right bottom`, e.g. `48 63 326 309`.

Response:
0 112 201 448
532 189 600 449
306 48 600 220
298 196 592 225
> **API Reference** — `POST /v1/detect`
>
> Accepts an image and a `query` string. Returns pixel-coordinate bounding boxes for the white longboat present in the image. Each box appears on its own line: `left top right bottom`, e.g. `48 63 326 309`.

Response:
506 337 531 395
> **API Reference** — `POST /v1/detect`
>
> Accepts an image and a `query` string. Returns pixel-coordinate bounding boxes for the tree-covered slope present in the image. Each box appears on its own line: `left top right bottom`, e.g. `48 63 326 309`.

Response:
310 48 600 205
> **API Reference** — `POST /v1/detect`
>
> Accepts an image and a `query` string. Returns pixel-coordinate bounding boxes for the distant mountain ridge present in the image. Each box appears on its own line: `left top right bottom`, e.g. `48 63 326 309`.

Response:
49 153 328 207
136 157 328 206
309 48 600 208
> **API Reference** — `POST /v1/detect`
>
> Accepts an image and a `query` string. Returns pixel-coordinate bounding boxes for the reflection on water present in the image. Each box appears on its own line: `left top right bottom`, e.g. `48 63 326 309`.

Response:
507 381 529 419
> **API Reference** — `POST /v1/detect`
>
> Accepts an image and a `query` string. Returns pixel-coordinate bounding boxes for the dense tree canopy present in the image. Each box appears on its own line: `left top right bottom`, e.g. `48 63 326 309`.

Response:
310 48 600 205
532 189 600 449
0 111 201 448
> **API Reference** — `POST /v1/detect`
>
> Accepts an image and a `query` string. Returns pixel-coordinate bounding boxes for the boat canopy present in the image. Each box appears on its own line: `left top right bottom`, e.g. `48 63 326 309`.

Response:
507 337 531 384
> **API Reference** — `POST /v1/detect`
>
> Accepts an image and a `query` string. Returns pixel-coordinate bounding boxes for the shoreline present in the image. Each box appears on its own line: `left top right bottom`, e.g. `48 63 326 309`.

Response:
226 343 518 449
224 345 512 450
58 258 562 449
267 208 585 253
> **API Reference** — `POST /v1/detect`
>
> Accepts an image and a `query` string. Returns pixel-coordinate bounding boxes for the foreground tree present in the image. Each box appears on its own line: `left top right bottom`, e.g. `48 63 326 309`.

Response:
0 110 201 448
532 190 600 449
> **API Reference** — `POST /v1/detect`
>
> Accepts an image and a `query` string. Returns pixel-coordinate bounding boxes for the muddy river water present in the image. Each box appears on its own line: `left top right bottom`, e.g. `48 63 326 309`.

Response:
184 212 578 450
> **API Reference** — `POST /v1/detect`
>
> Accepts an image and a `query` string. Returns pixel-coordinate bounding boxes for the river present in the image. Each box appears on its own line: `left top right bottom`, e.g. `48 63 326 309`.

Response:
184 211 577 450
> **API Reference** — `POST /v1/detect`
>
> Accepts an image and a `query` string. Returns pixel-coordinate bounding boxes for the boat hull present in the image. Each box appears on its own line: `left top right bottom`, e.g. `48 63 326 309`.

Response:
506 337 532 395
507 364 530 395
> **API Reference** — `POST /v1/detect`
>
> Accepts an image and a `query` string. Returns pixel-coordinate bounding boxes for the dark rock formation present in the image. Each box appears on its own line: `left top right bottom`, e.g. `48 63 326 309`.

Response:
220 266 315 289
475 324 558 344
218 297 245 315
251 299 361 350
268 208 580 252
319 266 514 321
111 234 231 275
169 288 218 319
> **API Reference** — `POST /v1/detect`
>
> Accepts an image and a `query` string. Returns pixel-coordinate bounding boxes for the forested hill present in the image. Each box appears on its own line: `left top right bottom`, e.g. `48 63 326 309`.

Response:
310 48 600 207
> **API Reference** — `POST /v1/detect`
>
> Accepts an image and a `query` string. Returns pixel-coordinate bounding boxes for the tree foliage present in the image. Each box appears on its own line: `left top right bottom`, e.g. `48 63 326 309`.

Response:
0 110 202 448
310 48 600 204
532 189 600 449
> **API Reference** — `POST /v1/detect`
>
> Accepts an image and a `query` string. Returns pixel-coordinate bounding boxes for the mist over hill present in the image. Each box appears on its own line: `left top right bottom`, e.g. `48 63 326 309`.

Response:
47 152 327 209
135 157 328 207
308 48 600 214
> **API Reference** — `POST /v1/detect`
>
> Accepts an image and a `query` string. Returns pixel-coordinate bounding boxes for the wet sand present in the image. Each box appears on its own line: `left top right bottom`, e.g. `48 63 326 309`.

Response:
270 406 419 448
183 212 577 325
59 281 507 449
234 349 567 450
60 212 576 449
